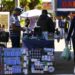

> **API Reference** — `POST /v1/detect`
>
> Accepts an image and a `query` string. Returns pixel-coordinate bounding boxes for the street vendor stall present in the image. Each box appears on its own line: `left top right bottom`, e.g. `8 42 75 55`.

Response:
22 36 55 74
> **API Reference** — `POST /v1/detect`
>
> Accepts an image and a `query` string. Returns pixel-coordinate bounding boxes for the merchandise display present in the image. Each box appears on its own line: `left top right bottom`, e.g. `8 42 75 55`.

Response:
3 48 23 75
23 39 55 74
0 39 55 75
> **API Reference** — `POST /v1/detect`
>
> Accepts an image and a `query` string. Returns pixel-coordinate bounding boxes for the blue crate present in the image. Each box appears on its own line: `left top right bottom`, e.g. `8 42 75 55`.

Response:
4 57 21 65
3 48 22 57
12 66 21 73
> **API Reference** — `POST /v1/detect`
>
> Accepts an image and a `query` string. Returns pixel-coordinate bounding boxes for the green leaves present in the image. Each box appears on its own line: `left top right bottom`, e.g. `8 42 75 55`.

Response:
1 0 42 11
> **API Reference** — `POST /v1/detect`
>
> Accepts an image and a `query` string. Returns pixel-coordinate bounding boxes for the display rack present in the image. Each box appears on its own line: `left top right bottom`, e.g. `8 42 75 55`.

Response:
3 48 23 75
22 39 55 75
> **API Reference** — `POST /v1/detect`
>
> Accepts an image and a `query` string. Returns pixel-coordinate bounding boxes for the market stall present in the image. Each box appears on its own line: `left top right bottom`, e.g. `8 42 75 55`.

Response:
22 37 55 75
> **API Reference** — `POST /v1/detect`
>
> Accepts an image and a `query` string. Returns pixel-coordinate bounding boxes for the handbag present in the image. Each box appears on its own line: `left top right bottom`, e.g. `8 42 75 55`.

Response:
61 45 71 60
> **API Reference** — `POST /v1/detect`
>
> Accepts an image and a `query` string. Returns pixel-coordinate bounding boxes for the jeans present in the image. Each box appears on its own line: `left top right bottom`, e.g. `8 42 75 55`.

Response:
42 31 48 40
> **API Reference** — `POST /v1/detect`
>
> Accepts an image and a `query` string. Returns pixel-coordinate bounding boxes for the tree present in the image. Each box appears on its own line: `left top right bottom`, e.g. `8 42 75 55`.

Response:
0 0 42 12
29 0 42 9
1 0 15 12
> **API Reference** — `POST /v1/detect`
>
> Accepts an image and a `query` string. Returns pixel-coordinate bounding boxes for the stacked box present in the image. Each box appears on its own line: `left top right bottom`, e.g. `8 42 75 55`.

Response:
43 48 55 73
21 48 28 75
3 48 22 75
28 47 55 74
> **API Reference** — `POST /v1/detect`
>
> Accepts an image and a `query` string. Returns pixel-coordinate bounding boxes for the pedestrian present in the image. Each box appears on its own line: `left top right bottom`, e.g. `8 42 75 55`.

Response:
10 7 25 48
59 16 65 39
66 13 75 61
37 10 55 40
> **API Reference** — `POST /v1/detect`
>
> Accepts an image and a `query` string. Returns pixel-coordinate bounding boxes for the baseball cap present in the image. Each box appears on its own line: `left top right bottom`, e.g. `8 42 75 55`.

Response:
14 7 23 12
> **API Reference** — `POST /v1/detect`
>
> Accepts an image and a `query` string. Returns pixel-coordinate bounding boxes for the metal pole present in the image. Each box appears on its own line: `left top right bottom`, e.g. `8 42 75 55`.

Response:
15 0 20 7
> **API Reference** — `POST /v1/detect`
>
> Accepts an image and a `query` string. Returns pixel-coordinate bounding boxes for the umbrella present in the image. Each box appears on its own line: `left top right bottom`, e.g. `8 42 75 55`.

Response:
20 9 42 18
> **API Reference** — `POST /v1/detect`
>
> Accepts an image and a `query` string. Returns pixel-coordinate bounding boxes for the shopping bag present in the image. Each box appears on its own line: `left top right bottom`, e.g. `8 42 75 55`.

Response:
61 46 71 60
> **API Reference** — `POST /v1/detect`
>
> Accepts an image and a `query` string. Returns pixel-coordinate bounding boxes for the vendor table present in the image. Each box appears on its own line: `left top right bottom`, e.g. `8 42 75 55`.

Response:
22 38 55 75
22 39 54 49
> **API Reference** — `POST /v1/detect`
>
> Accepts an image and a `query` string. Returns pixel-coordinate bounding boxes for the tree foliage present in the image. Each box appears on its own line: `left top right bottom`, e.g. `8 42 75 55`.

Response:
0 0 42 12
0 0 15 12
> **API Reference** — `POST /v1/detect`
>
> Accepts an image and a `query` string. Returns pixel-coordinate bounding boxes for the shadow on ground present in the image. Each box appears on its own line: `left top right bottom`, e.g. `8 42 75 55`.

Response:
54 52 74 74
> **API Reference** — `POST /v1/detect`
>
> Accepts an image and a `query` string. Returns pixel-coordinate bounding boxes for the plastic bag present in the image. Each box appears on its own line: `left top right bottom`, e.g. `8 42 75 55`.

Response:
61 46 71 60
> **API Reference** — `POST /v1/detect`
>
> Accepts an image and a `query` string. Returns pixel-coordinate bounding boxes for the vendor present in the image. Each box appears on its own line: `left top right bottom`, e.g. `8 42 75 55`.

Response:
10 7 25 48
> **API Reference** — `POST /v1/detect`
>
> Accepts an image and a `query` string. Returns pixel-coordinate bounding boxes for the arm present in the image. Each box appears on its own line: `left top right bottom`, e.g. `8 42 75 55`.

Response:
10 23 25 32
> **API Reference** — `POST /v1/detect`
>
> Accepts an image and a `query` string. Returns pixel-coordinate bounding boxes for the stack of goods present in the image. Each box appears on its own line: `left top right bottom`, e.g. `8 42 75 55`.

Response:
28 47 55 74
29 48 43 74
3 48 22 75
42 48 55 73
21 48 28 75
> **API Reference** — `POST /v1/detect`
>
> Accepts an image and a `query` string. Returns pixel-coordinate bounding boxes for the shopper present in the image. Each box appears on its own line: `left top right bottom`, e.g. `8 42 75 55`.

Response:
37 10 55 40
66 13 75 61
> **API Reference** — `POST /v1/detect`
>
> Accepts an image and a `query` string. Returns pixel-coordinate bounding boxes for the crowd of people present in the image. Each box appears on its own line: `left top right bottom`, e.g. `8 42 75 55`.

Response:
0 6 74 73
0 7 74 63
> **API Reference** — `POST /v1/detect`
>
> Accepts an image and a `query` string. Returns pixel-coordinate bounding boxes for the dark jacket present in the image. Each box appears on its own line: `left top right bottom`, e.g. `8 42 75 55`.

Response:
66 17 75 41
37 14 55 33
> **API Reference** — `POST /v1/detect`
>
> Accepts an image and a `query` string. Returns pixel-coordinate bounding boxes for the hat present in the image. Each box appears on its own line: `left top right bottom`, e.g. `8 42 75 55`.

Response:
14 7 23 12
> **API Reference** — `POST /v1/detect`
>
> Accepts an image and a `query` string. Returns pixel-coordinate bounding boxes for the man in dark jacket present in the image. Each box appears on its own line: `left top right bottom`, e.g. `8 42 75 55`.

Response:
66 14 75 61
37 10 55 40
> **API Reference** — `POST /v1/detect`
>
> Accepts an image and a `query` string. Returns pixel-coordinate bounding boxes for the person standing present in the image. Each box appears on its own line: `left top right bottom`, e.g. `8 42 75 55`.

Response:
37 10 55 40
58 16 65 39
66 13 75 61
10 7 25 48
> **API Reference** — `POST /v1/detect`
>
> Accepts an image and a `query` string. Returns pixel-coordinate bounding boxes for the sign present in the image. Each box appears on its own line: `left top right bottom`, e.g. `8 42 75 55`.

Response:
42 2 52 10
0 12 10 31
42 0 52 2
57 0 75 8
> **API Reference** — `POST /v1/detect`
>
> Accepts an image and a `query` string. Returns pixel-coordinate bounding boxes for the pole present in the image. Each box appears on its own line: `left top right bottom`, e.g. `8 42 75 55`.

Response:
15 0 20 7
